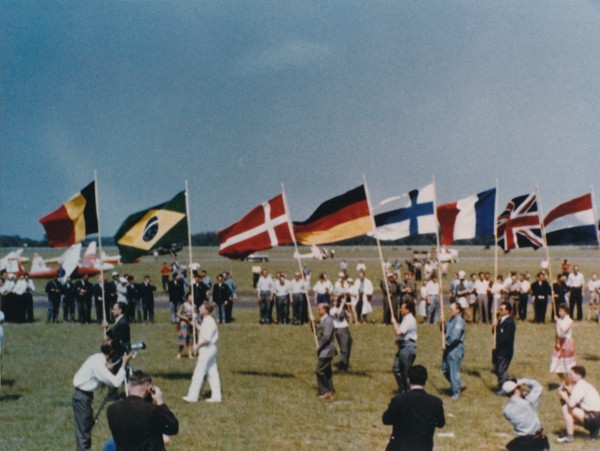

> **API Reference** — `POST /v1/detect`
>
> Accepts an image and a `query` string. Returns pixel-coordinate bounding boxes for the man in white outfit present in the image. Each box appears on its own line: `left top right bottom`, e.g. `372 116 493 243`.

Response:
182 301 222 403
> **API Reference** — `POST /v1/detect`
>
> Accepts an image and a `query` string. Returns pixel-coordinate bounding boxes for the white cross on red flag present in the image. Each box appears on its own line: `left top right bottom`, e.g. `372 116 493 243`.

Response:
217 193 293 259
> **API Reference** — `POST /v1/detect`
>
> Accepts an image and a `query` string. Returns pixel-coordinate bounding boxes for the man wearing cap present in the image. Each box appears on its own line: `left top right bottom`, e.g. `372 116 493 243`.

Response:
291 272 307 325
501 377 548 450
315 301 336 399
391 300 418 393
442 302 466 400
557 365 600 443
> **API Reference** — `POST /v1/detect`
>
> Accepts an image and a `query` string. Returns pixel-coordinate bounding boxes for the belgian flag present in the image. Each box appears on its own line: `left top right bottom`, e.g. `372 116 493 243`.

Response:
114 191 188 263
39 182 98 248
293 185 372 245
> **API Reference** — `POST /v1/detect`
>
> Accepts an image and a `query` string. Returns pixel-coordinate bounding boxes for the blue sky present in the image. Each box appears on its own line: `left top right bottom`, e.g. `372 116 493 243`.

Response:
2 1 600 239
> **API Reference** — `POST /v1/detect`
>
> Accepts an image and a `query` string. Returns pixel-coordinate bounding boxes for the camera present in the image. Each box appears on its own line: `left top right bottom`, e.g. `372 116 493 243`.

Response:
124 342 147 353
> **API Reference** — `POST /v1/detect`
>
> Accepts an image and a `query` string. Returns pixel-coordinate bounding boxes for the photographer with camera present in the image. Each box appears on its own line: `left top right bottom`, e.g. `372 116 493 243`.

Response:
72 341 132 450
107 369 179 450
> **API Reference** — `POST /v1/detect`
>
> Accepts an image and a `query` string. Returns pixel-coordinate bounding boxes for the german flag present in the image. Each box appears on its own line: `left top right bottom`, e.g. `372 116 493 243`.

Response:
293 185 372 245
39 182 98 248
114 191 188 263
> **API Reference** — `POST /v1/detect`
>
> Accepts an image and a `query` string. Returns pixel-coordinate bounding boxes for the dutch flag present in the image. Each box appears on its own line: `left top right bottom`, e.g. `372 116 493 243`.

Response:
542 193 599 246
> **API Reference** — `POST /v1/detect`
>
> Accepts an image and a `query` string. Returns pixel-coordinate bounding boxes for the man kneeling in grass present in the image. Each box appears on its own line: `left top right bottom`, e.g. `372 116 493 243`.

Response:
557 365 600 443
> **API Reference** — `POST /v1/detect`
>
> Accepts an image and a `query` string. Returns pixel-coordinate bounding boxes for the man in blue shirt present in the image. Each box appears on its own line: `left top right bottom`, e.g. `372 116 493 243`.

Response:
502 377 549 450
441 302 466 399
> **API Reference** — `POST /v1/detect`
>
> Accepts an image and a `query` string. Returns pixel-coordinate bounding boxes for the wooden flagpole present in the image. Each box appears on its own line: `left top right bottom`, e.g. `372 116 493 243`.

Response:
281 183 318 349
536 184 558 319
184 181 197 349
362 175 396 323
492 178 499 348
94 170 107 339
432 176 446 349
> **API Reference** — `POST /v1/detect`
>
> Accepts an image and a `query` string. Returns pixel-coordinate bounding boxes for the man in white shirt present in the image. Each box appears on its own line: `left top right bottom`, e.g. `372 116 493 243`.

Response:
72 342 132 450
587 273 600 321
557 365 600 443
353 271 374 323
13 272 35 323
425 274 441 325
391 301 417 392
291 272 308 325
568 266 585 321
273 273 292 325
256 269 273 324
517 274 531 322
474 272 490 324
330 295 352 372
183 301 222 403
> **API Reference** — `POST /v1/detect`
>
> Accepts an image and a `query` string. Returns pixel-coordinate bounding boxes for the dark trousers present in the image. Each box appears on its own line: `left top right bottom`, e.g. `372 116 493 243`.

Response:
275 296 289 324
13 295 25 323
63 297 75 322
493 351 513 389
393 341 416 392
23 293 34 323
356 294 364 322
215 301 225 323
383 296 400 324
292 293 306 324
95 301 104 324
334 327 352 370
76 300 88 324
225 300 233 323
518 294 529 321
316 357 334 395
73 389 94 450
47 297 60 323
259 291 271 324
253 273 259 289
570 287 583 321
143 301 154 323
534 298 547 323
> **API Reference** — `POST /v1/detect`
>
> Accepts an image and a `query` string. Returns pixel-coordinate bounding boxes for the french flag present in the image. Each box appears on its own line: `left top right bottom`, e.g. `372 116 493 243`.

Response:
437 188 496 246
542 193 599 246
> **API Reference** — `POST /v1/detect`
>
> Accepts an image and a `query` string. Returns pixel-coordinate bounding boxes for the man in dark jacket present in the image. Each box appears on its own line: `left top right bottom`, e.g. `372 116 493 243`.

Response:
382 365 445 451
493 301 516 394
212 274 232 324
107 370 178 451
139 275 157 324
316 302 336 400
75 274 93 324
530 272 551 324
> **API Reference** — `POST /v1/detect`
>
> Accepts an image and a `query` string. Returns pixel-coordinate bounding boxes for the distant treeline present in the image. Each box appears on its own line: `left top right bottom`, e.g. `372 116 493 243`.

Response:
0 232 495 248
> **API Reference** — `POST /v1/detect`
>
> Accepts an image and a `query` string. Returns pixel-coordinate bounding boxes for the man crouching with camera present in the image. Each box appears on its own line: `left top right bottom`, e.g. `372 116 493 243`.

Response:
107 369 179 450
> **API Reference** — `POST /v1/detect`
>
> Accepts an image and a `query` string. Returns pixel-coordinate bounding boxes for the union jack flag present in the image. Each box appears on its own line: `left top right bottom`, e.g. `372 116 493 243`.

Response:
496 193 543 252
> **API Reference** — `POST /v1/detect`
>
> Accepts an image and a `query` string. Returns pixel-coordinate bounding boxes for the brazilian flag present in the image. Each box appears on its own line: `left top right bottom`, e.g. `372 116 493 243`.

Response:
114 191 188 263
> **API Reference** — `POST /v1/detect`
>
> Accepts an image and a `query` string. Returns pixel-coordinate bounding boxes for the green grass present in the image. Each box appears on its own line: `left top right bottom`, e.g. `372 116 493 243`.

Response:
2 246 600 450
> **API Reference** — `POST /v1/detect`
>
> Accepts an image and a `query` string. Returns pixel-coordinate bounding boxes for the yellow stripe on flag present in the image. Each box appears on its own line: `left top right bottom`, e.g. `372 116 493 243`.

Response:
295 217 372 245
117 209 186 251
64 192 87 243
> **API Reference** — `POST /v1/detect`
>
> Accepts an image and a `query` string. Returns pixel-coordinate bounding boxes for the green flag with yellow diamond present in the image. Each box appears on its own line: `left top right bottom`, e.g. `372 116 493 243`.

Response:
114 191 188 263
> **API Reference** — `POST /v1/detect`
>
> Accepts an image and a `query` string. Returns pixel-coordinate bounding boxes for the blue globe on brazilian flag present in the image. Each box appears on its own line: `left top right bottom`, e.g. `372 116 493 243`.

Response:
114 191 188 263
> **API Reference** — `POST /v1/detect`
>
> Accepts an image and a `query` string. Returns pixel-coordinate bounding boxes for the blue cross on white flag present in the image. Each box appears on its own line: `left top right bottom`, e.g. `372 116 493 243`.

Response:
370 183 438 241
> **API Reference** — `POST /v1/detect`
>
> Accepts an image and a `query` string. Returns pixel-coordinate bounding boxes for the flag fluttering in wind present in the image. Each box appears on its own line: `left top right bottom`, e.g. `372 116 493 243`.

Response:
370 183 437 241
293 185 371 245
39 181 98 248
496 193 543 252
114 191 187 263
437 188 496 245
217 193 293 259
543 193 598 246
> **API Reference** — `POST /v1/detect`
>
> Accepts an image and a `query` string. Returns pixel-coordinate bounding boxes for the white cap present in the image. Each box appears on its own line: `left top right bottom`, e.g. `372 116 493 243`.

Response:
502 380 517 394
112 271 119 276
338 272 345 278
119 277 128 284
458 270 466 279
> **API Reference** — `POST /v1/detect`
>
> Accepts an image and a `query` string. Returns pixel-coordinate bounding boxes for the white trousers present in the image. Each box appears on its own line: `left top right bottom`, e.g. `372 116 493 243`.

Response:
186 344 221 401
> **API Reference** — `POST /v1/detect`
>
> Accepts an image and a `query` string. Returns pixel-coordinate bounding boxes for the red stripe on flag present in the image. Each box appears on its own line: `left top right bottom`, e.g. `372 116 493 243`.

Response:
437 202 459 246
292 201 370 236
543 194 593 227
39 205 76 248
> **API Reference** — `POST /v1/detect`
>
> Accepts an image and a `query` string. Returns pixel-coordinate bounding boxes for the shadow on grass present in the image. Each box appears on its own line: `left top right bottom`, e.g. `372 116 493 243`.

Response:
465 369 481 378
548 382 560 391
583 354 600 362
342 370 371 378
0 379 16 387
152 372 192 380
0 394 22 402
233 370 295 379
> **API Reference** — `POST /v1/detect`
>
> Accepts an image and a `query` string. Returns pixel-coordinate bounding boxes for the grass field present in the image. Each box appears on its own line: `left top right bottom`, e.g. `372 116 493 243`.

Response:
1 245 600 450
